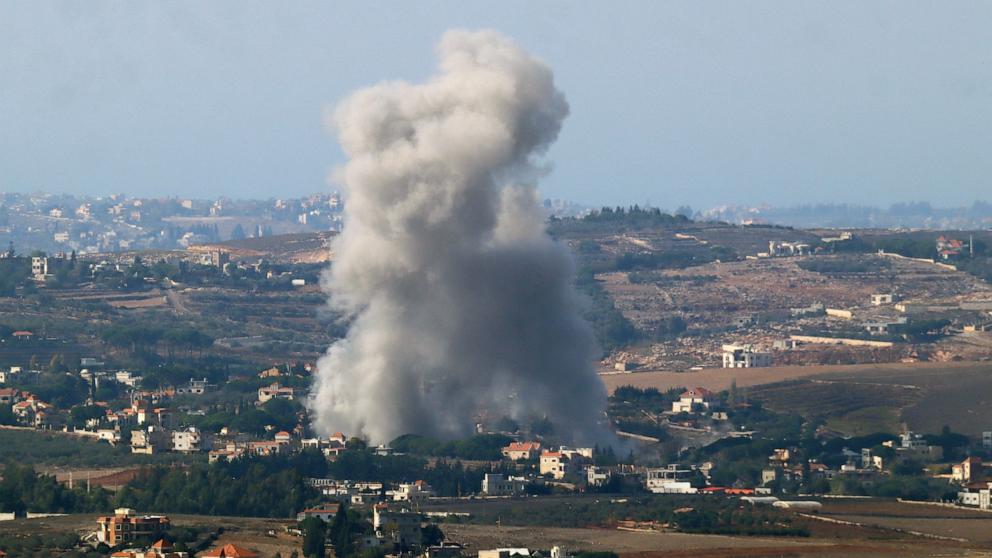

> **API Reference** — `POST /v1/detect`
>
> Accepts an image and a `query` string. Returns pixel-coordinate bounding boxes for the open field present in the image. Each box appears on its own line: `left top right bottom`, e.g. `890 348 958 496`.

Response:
433 496 991 557
602 361 992 436
3 498 992 557
599 361 984 394
815 363 992 436
0 513 301 556
443 523 836 556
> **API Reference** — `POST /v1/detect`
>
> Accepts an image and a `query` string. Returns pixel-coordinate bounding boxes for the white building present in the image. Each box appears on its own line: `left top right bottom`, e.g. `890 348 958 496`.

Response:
539 451 575 480
115 370 142 387
176 378 212 395
479 550 532 558
586 466 611 487
768 241 810 257
391 481 434 503
481 473 528 496
373 505 423 547
258 383 295 403
645 465 697 494
172 428 203 452
722 344 772 368
672 387 717 413
871 293 895 306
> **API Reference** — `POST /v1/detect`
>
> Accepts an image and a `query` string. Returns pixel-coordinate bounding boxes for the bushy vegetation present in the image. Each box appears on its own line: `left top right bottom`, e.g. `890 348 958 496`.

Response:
116 452 326 517
0 462 112 514
576 268 639 354
388 434 513 461
0 430 199 468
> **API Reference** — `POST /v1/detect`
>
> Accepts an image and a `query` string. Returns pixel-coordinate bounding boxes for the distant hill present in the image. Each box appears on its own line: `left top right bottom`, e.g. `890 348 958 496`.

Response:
189 231 335 263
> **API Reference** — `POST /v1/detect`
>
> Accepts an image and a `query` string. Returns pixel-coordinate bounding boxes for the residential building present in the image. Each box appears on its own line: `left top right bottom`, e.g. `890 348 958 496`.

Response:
501 441 541 461
645 465 697 494
200 544 259 558
479 550 532 558
768 241 810 257
131 426 170 454
296 503 340 522
391 480 434 503
936 235 970 260
257 383 295 403
109 539 187 558
722 344 772 368
176 378 212 395
586 466 611 487
672 387 716 413
96 508 170 545
481 473 528 496
373 504 423 547
952 457 985 484
871 293 895 306
116 370 142 387
12 395 51 427
172 428 203 453
31 257 50 280
248 441 286 457
539 451 575 480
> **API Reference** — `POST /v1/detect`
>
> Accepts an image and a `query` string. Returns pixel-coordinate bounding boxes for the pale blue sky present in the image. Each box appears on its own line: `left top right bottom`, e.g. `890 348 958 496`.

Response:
1 2 990 208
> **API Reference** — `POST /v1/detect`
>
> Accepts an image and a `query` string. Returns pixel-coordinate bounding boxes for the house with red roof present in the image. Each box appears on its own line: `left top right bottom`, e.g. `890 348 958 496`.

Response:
200 543 259 558
501 441 542 460
110 538 187 558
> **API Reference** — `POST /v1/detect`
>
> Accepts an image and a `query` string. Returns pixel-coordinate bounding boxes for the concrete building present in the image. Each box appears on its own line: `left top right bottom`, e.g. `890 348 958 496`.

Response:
539 451 575 480
296 503 340 522
871 293 896 306
768 241 810 257
479 550 532 558
176 378 213 395
586 466 612 487
257 383 295 403
952 457 985 484
131 426 170 454
96 508 170 545
391 481 434 503
172 428 203 453
373 505 423 547
645 465 697 494
501 441 542 461
672 387 716 413
722 344 772 368
481 473 528 496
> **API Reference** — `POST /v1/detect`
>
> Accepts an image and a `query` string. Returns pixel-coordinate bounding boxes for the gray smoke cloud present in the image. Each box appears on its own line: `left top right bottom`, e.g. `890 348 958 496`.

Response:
310 29 608 445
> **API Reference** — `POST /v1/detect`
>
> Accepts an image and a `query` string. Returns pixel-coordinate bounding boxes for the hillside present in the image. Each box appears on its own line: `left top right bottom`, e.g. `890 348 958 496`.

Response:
189 231 336 263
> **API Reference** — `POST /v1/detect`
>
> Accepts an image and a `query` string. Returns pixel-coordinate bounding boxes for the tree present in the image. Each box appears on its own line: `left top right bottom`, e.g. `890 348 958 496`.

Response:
300 517 327 558
420 524 444 547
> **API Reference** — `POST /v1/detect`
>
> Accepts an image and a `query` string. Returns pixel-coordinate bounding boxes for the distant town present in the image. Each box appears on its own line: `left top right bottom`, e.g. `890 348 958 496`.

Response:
1 206 992 555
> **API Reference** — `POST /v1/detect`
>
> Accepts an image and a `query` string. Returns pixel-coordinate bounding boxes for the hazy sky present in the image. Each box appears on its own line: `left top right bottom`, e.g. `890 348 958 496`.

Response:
1 2 990 209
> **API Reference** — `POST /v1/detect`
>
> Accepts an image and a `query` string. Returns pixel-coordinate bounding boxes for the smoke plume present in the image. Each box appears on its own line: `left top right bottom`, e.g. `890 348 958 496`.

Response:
310 30 608 444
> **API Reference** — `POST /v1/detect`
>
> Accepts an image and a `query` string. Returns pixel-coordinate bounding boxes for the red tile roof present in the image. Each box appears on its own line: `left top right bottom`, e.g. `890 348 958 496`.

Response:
504 441 541 452
681 387 715 399
201 544 260 558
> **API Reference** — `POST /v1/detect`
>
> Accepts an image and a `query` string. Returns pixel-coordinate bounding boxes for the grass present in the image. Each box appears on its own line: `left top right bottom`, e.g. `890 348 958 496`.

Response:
826 407 903 437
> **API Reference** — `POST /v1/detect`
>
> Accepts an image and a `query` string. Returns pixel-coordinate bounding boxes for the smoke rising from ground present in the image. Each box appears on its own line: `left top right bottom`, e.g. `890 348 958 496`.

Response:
310 30 608 444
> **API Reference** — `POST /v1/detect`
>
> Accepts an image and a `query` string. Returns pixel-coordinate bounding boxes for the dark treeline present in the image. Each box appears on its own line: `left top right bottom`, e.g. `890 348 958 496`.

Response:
0 462 112 514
